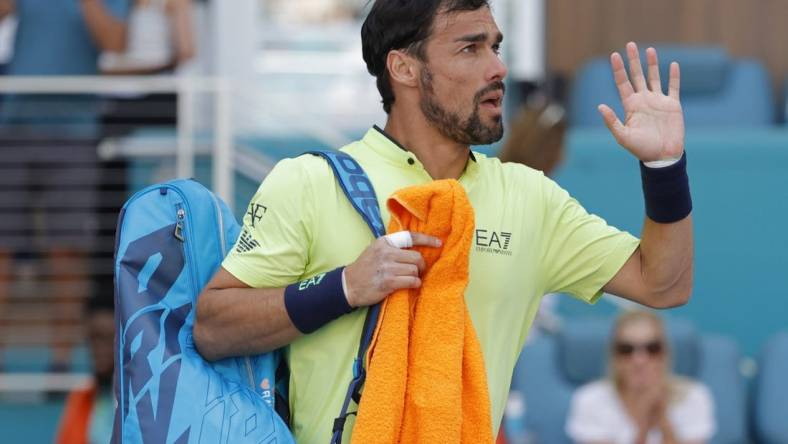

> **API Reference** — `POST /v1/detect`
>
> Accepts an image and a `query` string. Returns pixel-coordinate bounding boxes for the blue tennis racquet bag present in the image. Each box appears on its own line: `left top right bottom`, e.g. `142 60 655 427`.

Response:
112 179 294 444
112 151 384 444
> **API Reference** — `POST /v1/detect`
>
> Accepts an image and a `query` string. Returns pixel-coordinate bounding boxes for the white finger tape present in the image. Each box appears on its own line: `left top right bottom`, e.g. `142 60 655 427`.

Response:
384 231 413 249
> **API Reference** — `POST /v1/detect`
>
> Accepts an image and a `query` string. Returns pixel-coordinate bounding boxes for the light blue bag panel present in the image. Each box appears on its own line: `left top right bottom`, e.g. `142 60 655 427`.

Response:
113 179 294 444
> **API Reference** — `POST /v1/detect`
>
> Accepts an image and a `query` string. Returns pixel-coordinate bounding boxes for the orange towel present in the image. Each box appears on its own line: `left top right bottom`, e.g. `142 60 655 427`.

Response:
351 179 493 444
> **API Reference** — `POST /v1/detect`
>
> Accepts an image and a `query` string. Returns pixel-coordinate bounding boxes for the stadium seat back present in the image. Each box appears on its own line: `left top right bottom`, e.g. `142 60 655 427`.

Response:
569 46 774 127
513 316 748 444
752 331 788 444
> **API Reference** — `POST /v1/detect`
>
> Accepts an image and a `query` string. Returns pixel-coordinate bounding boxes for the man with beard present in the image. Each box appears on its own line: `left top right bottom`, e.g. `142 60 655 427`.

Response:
56 296 115 443
193 1 693 443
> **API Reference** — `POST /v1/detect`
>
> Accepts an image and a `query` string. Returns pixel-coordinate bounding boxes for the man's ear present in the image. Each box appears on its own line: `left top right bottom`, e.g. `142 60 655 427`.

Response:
386 49 420 88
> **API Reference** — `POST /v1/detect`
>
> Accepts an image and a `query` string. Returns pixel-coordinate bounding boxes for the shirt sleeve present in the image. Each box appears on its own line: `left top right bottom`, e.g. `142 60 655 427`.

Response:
565 383 615 443
102 0 131 20
540 176 640 303
673 383 717 442
222 158 312 288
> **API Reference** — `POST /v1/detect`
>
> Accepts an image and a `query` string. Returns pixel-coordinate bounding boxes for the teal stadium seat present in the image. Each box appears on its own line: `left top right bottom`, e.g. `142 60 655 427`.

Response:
0 399 64 443
570 46 774 127
511 317 748 444
752 331 788 444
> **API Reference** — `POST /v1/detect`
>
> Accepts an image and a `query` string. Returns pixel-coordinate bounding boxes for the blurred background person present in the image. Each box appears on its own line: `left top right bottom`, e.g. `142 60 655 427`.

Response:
98 0 194 139
99 0 194 76
55 295 115 444
498 97 567 177
0 5 14 75
0 0 129 372
566 311 716 444
98 0 195 136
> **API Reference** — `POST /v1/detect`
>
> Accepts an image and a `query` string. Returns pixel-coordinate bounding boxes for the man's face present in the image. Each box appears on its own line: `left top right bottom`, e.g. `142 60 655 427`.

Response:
417 6 507 145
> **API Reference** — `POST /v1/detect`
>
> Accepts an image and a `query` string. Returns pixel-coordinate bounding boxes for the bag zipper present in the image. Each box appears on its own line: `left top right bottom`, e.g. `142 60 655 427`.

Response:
173 202 199 299
207 190 258 393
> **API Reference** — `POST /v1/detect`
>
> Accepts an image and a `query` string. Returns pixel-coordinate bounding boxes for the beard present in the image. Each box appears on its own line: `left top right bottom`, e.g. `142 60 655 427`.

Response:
419 67 505 146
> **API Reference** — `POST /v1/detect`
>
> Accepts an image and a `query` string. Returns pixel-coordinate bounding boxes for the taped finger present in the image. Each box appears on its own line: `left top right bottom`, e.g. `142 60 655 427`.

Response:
384 231 413 249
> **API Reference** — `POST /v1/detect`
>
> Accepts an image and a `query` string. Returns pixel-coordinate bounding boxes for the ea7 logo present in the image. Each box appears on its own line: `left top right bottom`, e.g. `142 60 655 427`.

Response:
475 229 512 249
475 229 513 256
298 273 326 290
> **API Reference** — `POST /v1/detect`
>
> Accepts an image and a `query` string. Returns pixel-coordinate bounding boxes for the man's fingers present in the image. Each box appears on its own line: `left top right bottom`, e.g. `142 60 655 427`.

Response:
384 231 442 249
390 248 426 273
409 232 442 248
389 263 419 278
390 275 422 291
646 47 662 93
668 61 681 99
384 231 412 248
610 52 634 101
597 104 625 142
626 41 647 92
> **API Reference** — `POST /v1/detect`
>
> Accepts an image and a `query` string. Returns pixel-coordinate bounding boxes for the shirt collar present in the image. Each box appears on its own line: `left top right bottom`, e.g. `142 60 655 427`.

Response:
364 125 479 184
370 125 477 162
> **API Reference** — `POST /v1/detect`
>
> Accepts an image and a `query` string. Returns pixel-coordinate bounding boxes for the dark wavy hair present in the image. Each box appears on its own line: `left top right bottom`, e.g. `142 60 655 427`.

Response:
361 0 490 114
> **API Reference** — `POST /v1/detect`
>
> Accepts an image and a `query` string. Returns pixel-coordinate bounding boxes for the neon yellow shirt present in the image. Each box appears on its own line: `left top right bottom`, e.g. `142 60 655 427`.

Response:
222 127 640 443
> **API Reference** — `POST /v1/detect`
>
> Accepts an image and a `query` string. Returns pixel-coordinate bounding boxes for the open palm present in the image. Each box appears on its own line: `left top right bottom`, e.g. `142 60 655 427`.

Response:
598 42 685 162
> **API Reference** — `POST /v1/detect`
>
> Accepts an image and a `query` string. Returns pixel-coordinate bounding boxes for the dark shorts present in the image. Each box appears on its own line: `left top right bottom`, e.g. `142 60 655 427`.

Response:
0 129 99 253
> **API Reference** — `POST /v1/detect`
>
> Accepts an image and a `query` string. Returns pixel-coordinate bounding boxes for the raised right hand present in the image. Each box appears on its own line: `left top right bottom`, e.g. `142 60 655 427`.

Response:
343 232 442 308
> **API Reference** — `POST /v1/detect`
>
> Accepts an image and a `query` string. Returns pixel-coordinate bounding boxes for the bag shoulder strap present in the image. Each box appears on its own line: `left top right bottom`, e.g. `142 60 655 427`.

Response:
305 150 383 444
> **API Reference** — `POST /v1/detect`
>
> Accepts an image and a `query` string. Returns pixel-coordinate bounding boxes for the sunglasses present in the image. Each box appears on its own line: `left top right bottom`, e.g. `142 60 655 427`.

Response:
614 340 664 357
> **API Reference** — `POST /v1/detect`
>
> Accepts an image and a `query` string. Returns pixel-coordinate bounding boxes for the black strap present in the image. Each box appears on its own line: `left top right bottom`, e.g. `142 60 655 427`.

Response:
274 357 291 427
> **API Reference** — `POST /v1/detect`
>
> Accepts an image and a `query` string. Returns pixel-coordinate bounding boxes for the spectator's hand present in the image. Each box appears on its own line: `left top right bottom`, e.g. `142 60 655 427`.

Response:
624 381 668 431
343 232 442 307
598 42 685 163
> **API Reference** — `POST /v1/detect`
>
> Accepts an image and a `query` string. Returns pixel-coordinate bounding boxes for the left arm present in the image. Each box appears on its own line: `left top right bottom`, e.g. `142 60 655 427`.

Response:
80 0 128 52
598 42 693 308
603 216 693 309
168 0 195 63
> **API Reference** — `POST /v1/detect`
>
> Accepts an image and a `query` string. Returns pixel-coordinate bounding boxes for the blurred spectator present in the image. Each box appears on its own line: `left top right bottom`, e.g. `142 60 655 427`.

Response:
0 0 129 371
98 0 194 138
566 311 716 444
99 0 194 76
0 12 14 74
498 97 567 177
55 295 115 444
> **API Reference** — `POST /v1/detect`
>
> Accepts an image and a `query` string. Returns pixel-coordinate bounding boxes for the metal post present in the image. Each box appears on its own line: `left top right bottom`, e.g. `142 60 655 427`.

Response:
176 77 196 179
213 78 234 209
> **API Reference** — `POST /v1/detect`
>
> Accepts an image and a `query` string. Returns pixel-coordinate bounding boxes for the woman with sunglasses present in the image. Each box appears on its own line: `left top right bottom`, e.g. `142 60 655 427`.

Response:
566 311 716 444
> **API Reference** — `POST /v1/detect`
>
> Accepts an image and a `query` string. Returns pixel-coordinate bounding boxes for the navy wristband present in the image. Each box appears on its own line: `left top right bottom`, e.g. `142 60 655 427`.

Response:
640 152 692 223
284 267 354 334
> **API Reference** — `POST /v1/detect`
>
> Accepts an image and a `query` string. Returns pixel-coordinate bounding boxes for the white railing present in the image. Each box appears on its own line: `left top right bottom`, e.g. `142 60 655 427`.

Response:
0 75 236 208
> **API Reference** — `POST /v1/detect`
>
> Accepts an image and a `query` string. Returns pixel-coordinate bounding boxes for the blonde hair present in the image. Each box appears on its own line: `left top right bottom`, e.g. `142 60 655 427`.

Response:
608 310 691 403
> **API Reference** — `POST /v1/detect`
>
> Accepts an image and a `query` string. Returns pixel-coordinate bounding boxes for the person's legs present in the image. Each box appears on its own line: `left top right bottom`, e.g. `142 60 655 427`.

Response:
0 129 35 370
37 134 100 371
0 249 11 369
47 248 92 370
